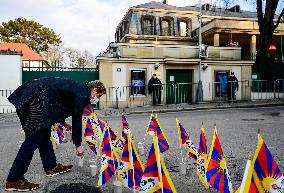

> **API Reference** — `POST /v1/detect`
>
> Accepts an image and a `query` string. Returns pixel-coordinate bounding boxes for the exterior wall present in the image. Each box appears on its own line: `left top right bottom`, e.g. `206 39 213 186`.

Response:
241 65 252 100
0 54 22 113
202 64 243 101
119 43 241 60
22 60 47 71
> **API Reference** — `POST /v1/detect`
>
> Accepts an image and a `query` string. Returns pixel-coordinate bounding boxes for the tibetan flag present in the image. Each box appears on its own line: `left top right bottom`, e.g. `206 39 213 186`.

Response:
235 158 258 193
252 135 284 193
140 143 161 192
121 113 130 141
140 140 177 193
199 125 207 156
105 123 124 153
147 114 170 153
51 123 65 145
206 128 232 193
157 154 178 193
176 119 190 146
97 127 119 187
117 132 144 190
84 119 102 155
176 119 198 159
195 125 209 190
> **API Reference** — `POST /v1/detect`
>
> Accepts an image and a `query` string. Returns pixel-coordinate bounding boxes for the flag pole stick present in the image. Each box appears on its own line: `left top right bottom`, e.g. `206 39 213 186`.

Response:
155 135 164 193
129 132 136 193
239 153 251 193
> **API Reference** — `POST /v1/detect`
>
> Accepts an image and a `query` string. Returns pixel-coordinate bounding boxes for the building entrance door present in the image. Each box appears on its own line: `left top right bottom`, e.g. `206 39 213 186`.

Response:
166 69 193 104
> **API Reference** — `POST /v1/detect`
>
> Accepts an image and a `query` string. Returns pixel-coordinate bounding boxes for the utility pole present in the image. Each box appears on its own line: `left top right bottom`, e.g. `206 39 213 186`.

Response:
197 0 203 103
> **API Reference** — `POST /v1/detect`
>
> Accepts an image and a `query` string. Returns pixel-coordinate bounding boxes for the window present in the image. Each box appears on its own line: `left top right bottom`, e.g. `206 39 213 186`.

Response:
142 17 154 35
179 21 187 37
215 71 229 97
123 21 128 34
161 19 172 36
130 69 146 95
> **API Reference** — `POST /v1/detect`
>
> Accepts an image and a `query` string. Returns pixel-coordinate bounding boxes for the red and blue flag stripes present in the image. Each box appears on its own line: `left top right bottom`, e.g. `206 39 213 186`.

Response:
199 126 207 155
176 119 189 146
147 114 170 153
118 133 144 190
97 127 119 187
252 135 283 193
84 120 97 154
56 124 64 144
121 113 130 140
206 128 232 193
82 104 94 116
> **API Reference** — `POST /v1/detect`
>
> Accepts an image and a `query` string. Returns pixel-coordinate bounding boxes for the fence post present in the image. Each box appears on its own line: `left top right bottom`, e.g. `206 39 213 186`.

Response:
115 87 119 109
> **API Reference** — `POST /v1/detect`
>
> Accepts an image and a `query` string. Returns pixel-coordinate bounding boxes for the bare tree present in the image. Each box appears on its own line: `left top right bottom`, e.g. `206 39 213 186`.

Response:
41 45 64 67
218 0 284 79
62 48 96 68
255 0 284 79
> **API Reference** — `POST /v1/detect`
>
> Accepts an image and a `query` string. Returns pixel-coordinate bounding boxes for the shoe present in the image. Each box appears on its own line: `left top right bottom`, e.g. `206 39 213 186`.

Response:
46 163 73 177
5 179 39 192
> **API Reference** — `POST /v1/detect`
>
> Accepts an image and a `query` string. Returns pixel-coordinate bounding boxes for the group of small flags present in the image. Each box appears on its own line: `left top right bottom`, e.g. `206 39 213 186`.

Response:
176 118 284 193
80 104 284 193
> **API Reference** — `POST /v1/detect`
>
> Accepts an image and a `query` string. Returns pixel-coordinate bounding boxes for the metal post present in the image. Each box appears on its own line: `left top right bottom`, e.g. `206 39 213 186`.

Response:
115 88 119 109
197 0 203 103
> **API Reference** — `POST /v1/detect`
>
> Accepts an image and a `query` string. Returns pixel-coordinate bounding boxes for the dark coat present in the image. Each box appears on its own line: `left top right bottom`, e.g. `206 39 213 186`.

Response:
8 77 91 147
227 75 239 92
148 77 162 93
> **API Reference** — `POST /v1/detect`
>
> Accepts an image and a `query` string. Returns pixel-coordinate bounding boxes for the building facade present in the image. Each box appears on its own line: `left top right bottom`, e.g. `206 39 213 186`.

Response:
0 43 48 71
96 1 283 108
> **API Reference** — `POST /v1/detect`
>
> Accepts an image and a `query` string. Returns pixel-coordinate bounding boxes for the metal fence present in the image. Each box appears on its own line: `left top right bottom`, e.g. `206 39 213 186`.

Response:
100 79 284 109
1 80 283 113
0 90 15 113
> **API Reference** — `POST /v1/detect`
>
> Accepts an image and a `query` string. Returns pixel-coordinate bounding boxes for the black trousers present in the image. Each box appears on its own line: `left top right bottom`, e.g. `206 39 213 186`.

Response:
152 89 161 106
7 128 57 181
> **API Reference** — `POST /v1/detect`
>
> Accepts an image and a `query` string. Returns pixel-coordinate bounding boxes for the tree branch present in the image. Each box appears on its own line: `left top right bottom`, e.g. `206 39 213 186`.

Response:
274 8 284 30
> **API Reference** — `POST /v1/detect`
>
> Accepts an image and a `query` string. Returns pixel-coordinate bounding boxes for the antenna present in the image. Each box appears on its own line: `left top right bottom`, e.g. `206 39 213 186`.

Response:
108 16 111 43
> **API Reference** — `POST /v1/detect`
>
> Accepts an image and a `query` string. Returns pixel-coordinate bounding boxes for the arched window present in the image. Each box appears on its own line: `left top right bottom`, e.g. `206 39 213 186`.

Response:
178 18 191 37
161 17 173 36
141 16 155 35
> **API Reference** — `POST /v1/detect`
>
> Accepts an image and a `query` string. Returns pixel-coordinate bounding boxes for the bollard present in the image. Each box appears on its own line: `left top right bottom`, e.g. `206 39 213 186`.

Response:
78 156 84 167
137 142 145 155
90 165 97 177
179 162 187 175
113 180 122 193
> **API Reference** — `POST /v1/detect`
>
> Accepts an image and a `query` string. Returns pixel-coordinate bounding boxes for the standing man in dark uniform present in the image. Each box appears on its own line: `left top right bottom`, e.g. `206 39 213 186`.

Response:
148 74 162 106
227 72 239 103
5 77 106 191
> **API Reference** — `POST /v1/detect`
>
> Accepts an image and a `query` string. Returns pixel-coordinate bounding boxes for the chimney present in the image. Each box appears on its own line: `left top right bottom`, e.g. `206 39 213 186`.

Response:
162 0 176 6
229 5 240 13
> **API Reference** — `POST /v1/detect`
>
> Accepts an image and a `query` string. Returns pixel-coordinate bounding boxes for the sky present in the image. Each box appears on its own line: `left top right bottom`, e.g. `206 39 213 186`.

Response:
0 0 255 56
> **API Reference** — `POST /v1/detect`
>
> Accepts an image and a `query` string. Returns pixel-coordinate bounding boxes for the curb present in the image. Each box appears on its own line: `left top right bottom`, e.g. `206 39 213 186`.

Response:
113 102 284 116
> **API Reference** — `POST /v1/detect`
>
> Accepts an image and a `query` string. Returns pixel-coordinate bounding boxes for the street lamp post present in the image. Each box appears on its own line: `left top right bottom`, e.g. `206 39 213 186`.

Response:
197 0 203 103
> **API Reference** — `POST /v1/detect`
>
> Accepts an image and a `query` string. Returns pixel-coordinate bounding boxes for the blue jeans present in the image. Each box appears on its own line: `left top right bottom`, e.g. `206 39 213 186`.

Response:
7 128 57 181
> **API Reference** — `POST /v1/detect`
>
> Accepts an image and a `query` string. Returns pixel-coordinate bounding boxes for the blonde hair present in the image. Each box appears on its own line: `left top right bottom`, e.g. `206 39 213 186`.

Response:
87 80 106 94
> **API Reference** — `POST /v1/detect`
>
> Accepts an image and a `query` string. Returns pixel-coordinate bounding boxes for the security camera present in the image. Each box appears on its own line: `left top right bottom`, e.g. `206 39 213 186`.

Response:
202 63 208 70
154 63 160 70
115 50 121 58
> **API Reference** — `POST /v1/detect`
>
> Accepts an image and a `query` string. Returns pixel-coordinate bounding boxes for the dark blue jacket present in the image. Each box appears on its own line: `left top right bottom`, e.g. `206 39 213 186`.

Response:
8 77 91 147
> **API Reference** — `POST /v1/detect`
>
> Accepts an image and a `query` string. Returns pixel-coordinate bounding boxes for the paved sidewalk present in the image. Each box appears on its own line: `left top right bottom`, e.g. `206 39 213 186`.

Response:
96 99 284 117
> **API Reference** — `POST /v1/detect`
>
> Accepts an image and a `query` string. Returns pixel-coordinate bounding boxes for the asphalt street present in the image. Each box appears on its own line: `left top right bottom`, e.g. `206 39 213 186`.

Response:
0 106 283 193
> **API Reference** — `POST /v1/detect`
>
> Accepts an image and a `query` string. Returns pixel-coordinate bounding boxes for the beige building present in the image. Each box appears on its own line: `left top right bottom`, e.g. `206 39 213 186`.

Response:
96 1 284 108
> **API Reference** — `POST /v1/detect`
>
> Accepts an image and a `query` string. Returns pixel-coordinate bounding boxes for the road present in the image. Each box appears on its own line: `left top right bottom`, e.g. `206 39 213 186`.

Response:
0 106 283 193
